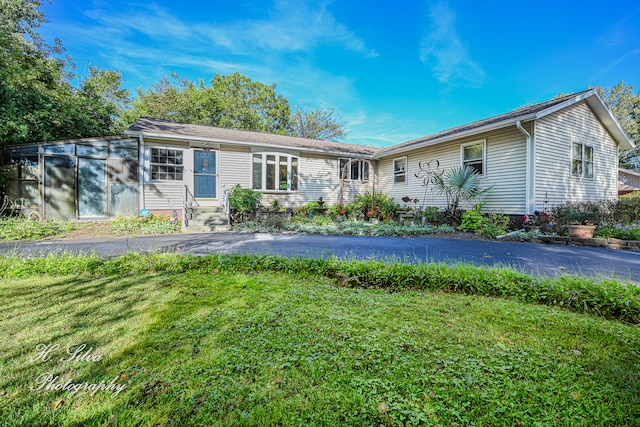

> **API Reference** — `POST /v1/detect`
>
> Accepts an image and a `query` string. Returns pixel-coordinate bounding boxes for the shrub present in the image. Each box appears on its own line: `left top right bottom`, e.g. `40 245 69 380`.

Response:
459 209 511 238
480 212 511 237
421 206 440 222
595 224 640 240
458 209 484 233
613 192 640 223
550 201 609 229
292 201 319 218
353 191 399 220
228 185 261 222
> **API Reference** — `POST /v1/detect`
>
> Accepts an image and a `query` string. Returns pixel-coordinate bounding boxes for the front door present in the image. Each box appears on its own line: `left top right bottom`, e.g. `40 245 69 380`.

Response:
194 151 217 198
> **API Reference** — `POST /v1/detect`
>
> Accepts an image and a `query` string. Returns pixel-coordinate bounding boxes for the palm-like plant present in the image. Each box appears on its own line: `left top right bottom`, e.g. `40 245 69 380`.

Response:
433 165 492 213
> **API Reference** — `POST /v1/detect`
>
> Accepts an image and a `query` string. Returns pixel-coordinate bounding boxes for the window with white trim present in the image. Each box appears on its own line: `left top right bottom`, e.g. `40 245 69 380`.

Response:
572 142 594 178
461 140 485 176
252 153 298 191
393 157 407 184
150 148 184 180
339 158 369 181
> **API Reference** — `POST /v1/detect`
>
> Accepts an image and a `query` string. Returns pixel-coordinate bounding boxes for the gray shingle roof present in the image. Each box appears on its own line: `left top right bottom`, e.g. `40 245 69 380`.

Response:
377 90 592 155
126 117 381 157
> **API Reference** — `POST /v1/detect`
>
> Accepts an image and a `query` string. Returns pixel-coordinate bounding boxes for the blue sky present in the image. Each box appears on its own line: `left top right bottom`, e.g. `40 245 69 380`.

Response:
40 0 640 147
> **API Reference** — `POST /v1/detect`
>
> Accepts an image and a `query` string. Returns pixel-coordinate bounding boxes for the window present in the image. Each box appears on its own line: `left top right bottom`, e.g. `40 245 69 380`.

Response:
150 148 184 180
252 153 298 191
339 158 369 181
462 140 485 176
393 157 407 184
572 142 594 178
3 147 39 207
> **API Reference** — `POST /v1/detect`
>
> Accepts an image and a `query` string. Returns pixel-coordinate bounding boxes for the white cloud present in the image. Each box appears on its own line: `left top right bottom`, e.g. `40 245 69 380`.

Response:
418 2 484 87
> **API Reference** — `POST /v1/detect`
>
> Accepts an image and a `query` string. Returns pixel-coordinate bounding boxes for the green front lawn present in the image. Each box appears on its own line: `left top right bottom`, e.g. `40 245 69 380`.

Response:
1 255 638 426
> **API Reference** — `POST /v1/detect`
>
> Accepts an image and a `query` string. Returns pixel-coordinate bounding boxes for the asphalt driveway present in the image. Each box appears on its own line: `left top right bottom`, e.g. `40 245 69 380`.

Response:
1 232 639 282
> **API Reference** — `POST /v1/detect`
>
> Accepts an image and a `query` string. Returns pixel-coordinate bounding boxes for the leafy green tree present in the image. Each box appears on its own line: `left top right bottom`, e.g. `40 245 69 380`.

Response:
0 0 128 146
127 72 291 135
290 103 347 141
78 64 131 134
210 72 291 135
596 81 640 170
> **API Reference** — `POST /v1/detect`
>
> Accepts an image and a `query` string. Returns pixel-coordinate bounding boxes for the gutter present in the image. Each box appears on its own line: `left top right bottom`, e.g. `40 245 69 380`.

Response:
373 113 539 159
516 120 534 214
125 131 378 159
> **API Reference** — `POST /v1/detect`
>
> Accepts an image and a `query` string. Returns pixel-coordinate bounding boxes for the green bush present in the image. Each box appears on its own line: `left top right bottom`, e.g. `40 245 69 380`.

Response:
458 209 484 232
459 209 511 238
353 191 399 220
481 212 511 237
613 192 640 223
595 224 640 240
228 184 261 221
292 201 319 217
550 201 609 227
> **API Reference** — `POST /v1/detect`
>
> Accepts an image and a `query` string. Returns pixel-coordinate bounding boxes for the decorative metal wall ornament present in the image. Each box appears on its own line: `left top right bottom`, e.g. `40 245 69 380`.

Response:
414 160 444 206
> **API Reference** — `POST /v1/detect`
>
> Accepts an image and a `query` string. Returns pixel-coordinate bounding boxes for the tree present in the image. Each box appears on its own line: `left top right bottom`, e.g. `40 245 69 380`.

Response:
596 81 640 170
290 103 348 141
210 72 291 135
78 65 131 134
0 0 128 146
127 72 292 135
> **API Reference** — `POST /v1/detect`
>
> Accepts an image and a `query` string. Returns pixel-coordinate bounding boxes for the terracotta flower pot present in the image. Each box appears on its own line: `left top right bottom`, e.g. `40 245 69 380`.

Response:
567 225 596 238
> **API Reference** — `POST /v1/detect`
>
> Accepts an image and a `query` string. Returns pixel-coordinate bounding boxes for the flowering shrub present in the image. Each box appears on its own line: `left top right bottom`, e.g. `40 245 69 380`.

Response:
367 206 381 219
523 210 549 227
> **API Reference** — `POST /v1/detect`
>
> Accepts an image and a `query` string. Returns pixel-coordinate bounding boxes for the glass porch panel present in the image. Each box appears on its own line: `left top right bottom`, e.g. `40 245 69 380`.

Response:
78 158 107 218
43 156 76 219
110 184 138 217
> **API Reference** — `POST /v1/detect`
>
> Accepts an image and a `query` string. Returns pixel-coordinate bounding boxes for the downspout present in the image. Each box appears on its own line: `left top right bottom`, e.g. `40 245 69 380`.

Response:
516 121 534 214
138 135 145 215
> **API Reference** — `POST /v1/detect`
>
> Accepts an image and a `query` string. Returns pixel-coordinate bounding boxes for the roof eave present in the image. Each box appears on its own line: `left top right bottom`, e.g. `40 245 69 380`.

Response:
535 90 635 150
373 113 537 159
125 130 376 158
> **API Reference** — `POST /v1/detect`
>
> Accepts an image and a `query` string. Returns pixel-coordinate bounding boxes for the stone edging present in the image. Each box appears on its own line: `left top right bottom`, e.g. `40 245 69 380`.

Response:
537 235 640 250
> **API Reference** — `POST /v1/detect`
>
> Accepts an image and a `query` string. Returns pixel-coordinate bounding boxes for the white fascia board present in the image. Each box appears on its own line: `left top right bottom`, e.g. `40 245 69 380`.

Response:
535 90 635 150
125 131 374 159
534 90 597 119
374 114 537 159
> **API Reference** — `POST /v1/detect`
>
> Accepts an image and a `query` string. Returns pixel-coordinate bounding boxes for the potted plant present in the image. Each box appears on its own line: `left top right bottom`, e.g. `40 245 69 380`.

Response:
566 211 597 238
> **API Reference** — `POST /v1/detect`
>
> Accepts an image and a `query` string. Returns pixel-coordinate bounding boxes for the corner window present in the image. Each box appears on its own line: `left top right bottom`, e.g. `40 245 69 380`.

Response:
572 142 594 178
339 158 369 181
252 153 298 191
150 148 184 180
393 157 407 184
461 140 485 176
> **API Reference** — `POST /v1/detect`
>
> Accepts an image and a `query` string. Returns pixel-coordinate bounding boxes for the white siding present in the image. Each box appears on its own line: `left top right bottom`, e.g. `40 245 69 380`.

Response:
143 182 184 209
219 145 251 191
260 155 371 208
378 127 527 214
534 102 619 208
142 139 190 210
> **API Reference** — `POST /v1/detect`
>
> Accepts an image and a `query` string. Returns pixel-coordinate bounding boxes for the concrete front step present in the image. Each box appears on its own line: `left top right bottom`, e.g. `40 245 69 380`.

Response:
183 224 232 233
187 218 229 227
184 207 230 232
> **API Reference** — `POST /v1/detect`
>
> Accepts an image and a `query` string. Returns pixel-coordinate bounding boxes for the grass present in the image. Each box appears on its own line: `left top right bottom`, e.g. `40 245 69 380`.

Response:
0 254 639 426
0 215 180 241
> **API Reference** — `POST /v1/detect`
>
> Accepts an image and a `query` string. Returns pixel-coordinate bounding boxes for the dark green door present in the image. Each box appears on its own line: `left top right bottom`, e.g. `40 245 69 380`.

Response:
194 151 217 198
